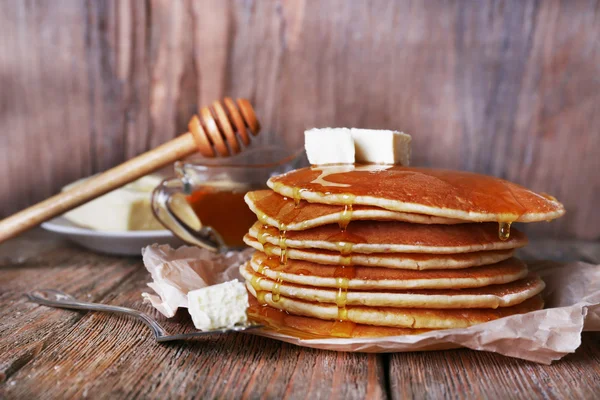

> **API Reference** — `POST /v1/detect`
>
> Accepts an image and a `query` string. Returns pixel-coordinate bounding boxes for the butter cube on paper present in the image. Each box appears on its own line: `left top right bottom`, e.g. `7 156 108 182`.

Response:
187 280 249 331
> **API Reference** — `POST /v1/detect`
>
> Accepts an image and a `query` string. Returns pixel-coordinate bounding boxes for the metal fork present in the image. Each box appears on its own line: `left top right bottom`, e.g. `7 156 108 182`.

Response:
27 289 262 342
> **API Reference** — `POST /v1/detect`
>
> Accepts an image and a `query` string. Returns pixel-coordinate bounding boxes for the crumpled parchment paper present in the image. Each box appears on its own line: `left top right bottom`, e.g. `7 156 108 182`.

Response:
141 244 600 364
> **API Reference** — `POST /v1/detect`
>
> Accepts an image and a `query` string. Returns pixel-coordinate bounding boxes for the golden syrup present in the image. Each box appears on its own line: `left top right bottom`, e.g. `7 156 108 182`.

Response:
272 271 283 302
330 320 357 337
339 241 354 255
256 291 267 305
250 275 263 291
257 224 269 245
246 299 325 339
336 285 349 320
340 255 352 266
257 258 273 276
256 210 270 225
340 193 356 205
186 186 256 247
333 265 353 320
335 282 349 307
263 243 277 257
334 265 356 279
278 229 288 265
263 256 280 269
268 166 561 223
309 166 354 187
339 204 353 231
498 222 512 241
292 187 302 207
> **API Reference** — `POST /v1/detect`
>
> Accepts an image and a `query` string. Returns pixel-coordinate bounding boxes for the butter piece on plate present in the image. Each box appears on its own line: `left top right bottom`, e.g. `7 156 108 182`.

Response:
187 280 249 331
62 175 165 231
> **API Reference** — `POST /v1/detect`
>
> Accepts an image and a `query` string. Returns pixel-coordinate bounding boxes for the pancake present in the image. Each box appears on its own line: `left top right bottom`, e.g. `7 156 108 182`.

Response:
249 252 529 289
246 283 544 329
267 165 565 223
241 264 544 309
244 234 515 270
248 221 528 254
247 297 433 338
245 190 463 230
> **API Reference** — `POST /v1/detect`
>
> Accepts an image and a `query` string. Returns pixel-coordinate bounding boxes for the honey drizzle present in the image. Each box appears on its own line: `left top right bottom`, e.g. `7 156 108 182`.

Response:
291 187 305 207
263 243 277 257
250 275 262 291
278 229 288 265
258 256 278 275
339 204 353 231
257 224 270 245
270 222 288 303
333 265 355 321
498 222 512 241
335 277 349 321
272 271 283 302
256 290 267 305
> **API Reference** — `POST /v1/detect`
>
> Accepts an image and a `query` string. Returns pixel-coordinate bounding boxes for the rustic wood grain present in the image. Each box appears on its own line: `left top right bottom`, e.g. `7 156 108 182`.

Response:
0 1 599 235
389 333 600 400
390 237 600 400
0 240 139 385
0 240 386 399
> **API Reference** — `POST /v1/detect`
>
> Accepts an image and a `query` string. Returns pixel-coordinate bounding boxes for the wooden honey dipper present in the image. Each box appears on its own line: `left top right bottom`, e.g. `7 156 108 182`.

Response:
0 97 260 244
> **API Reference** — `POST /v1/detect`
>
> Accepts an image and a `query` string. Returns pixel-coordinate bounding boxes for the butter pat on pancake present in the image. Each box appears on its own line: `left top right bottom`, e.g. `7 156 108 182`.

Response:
248 221 527 254
245 190 462 230
243 234 515 270
246 283 544 329
267 166 565 223
249 252 529 289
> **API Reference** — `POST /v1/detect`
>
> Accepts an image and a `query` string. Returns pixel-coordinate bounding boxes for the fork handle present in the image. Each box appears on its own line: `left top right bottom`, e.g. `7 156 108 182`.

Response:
27 289 168 338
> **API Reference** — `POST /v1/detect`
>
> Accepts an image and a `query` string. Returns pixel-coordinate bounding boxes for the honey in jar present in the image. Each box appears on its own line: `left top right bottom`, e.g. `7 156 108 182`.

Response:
186 185 256 247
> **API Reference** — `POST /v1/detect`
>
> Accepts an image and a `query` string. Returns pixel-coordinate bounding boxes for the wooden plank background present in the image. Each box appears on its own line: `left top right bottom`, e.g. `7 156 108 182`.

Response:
0 0 599 239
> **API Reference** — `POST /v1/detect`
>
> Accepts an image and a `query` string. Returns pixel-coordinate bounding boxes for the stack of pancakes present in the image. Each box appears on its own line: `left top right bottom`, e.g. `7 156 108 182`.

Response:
240 166 565 338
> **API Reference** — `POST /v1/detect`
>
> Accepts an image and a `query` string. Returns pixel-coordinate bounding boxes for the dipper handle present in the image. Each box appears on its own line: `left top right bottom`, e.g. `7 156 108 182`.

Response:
0 97 260 243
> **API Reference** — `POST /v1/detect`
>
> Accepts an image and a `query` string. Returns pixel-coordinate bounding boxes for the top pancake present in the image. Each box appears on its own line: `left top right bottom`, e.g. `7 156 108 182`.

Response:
267 165 565 223
245 190 462 230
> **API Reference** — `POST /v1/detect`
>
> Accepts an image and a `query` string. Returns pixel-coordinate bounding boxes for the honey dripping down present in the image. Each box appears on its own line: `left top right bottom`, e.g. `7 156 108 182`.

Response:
339 204 353 231
250 272 266 305
257 223 269 245
292 187 305 207
272 225 288 303
334 194 357 322
498 222 512 241
334 265 355 322
271 271 282 302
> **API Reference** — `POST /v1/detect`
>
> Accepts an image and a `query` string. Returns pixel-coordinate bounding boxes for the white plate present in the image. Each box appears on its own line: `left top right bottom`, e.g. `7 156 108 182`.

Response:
41 217 183 256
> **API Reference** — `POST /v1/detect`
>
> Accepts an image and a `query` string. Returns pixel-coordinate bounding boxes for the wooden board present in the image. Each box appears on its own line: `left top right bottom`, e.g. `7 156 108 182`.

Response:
0 231 599 398
0 233 385 399
0 0 599 239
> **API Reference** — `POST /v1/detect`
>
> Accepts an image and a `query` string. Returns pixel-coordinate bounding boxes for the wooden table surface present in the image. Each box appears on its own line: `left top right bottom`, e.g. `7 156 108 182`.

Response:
0 231 599 399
